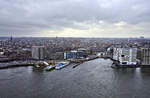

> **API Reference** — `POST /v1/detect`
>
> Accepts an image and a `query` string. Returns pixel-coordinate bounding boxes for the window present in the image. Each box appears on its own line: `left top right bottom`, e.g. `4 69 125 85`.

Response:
122 62 127 65
121 55 125 57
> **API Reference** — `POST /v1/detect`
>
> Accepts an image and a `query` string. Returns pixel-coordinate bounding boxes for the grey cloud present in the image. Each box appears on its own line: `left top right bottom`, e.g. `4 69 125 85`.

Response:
0 0 150 36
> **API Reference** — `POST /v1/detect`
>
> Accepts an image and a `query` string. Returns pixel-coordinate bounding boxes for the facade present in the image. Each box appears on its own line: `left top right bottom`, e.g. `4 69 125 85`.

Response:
32 46 45 60
113 48 120 61
64 49 87 59
141 48 150 65
50 52 64 60
97 52 106 57
64 51 77 59
113 48 137 65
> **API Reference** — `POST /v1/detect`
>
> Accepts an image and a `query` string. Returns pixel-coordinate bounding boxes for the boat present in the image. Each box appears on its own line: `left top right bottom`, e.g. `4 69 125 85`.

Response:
43 61 49 66
34 64 40 68
45 65 55 71
55 61 70 70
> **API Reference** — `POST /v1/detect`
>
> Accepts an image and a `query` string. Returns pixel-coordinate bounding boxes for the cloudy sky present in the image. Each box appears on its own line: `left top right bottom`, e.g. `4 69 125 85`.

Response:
0 0 150 37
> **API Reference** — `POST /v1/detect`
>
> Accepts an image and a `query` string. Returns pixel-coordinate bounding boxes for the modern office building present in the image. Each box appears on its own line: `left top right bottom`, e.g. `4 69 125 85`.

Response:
64 49 87 59
64 50 78 59
32 46 45 60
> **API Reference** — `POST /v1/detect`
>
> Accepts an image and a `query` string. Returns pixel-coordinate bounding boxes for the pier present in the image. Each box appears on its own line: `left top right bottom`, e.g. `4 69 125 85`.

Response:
0 61 35 69
71 55 98 68
0 60 48 69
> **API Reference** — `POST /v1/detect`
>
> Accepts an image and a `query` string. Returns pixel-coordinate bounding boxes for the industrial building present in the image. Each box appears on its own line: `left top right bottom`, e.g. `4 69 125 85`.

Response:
113 48 137 65
32 46 45 60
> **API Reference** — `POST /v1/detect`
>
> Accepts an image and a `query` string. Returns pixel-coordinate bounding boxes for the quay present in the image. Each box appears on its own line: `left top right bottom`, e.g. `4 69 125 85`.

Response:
0 60 47 69
72 62 83 68
0 63 34 69
110 59 150 68
71 55 98 68
111 64 141 68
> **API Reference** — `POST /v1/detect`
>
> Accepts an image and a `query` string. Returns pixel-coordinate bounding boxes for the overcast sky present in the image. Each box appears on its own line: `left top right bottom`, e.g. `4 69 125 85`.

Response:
0 0 150 37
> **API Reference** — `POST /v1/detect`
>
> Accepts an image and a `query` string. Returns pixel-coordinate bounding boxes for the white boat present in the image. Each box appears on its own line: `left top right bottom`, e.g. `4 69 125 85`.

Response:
45 65 55 71
55 61 70 70
43 61 49 66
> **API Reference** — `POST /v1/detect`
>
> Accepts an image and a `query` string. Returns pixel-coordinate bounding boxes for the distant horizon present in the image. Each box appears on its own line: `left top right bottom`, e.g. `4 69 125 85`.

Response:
0 36 148 39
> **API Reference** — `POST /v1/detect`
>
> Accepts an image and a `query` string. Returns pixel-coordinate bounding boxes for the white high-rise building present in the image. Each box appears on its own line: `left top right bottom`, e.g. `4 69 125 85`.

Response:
113 48 137 65
32 46 45 60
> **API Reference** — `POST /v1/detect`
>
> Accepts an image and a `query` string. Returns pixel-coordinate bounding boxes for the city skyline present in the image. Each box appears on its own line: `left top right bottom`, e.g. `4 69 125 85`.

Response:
0 0 150 37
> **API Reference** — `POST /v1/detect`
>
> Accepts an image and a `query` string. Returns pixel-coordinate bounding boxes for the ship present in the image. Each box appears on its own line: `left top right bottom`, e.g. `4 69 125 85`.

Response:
55 61 70 70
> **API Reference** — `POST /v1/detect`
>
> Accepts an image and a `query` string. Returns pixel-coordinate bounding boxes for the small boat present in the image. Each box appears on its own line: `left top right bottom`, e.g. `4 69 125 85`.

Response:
55 61 70 70
45 65 55 71
34 64 40 68
43 61 49 66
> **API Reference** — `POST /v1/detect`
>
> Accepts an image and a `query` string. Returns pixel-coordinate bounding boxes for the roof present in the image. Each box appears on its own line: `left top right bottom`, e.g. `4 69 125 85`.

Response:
32 46 45 48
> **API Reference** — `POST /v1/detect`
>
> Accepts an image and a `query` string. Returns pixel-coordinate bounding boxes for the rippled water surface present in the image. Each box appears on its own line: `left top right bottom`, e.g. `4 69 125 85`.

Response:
0 58 150 98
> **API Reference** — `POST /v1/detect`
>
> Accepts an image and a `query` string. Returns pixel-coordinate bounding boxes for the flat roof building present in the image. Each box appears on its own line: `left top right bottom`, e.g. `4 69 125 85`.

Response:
32 46 45 60
141 48 150 65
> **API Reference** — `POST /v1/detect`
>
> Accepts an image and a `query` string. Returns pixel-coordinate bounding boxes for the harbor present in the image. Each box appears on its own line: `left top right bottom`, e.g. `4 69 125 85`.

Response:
0 55 99 70
1 56 150 70
1 58 150 98
0 61 35 69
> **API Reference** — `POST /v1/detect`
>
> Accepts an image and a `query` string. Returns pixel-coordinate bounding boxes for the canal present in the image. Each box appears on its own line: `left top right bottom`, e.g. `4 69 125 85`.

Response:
0 58 150 98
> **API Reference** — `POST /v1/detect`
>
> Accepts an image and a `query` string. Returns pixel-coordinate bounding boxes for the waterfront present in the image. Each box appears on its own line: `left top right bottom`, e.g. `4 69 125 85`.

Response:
0 58 150 98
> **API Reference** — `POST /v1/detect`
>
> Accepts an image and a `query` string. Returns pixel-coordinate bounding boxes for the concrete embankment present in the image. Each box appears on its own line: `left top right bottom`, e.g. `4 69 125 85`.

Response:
110 59 150 68
71 55 99 68
111 64 141 68
140 65 150 68
0 64 34 69
72 63 83 68
0 60 38 69
111 59 141 68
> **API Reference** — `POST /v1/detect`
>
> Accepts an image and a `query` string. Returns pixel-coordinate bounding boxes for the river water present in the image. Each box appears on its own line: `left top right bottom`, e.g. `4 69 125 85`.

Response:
0 58 150 98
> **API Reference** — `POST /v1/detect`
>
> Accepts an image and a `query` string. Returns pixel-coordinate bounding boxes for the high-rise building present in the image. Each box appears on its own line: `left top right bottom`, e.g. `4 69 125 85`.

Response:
113 48 137 65
32 46 45 60
141 48 150 65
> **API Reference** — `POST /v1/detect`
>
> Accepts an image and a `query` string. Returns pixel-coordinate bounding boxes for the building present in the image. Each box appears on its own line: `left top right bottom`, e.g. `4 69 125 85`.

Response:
96 52 106 57
48 52 64 60
64 51 78 59
113 48 120 61
64 49 87 59
107 44 122 59
113 48 137 65
32 46 45 60
141 48 150 65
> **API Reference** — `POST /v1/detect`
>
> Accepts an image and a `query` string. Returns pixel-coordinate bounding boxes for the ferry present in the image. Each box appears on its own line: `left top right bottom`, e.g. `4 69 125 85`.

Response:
55 61 70 70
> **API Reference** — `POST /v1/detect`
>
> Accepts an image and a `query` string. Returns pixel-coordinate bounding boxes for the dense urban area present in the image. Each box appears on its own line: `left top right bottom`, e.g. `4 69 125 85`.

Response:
0 36 150 69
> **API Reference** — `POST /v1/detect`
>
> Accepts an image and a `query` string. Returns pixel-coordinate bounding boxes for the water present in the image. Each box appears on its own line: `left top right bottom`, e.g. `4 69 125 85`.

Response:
0 58 150 98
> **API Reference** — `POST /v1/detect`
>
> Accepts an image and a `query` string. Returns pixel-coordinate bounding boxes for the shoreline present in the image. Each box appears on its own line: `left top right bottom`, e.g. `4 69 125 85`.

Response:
1 57 150 70
0 64 34 69
0 56 99 70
